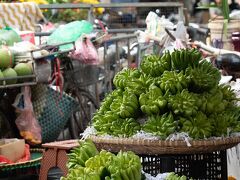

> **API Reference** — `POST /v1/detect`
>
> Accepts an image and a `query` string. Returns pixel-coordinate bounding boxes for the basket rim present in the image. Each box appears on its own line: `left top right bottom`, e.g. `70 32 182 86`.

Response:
0 149 43 170
89 135 240 154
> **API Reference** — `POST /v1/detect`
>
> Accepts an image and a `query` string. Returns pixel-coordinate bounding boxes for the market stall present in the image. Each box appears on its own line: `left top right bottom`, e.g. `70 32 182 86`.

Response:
0 1 240 180
77 47 240 179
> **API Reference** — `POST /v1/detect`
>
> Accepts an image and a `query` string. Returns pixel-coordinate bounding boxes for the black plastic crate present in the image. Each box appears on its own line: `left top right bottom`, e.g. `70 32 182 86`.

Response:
140 150 227 180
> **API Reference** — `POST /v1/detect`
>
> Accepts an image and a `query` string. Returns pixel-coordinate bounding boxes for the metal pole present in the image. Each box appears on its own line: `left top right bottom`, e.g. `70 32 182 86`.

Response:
115 41 120 72
137 43 141 68
127 38 130 68
87 5 94 24
178 3 185 23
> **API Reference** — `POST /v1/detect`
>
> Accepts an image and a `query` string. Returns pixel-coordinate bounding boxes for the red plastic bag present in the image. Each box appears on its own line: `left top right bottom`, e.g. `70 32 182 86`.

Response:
70 36 99 65
13 86 42 145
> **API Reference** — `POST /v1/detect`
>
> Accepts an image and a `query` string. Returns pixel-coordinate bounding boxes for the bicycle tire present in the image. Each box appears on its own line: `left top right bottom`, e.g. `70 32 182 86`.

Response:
67 88 99 139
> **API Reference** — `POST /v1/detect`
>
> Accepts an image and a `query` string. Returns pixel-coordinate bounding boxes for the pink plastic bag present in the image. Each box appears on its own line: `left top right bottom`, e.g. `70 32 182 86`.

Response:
70 36 99 65
13 86 42 145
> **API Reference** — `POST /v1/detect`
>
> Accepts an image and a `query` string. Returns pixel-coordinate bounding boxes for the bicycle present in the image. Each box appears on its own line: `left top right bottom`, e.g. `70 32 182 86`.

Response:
60 55 100 139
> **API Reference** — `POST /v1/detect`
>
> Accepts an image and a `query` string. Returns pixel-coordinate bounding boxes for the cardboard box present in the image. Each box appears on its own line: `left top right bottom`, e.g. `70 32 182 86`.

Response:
0 139 25 162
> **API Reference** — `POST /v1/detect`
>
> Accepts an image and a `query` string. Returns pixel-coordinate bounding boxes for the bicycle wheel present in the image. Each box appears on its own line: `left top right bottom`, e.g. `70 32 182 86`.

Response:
67 88 99 139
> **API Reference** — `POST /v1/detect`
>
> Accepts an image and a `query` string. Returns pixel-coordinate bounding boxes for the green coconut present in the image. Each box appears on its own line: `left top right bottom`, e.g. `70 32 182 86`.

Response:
0 70 3 85
0 48 14 68
2 68 17 84
14 63 33 82
14 63 33 76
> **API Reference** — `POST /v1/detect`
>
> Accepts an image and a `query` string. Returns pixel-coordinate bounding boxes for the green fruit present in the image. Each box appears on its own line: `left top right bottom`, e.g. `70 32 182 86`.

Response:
0 48 14 68
14 63 33 76
2 68 17 84
14 63 33 82
0 70 3 85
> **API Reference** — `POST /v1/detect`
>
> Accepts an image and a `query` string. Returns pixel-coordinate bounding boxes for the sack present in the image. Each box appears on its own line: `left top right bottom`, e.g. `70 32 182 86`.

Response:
0 27 22 46
13 86 42 145
70 36 99 65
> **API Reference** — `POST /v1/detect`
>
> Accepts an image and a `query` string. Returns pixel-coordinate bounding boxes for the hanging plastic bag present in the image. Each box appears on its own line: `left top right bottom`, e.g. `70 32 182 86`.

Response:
47 20 93 51
70 36 99 65
13 86 42 145
145 11 174 43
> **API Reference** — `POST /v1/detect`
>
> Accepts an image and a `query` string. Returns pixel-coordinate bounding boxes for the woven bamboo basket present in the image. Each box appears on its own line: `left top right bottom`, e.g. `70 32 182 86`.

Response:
89 135 240 155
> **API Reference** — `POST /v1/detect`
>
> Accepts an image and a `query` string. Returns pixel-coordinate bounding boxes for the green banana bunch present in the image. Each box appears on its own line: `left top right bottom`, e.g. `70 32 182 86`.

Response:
139 85 167 115
126 74 155 96
119 90 139 118
110 118 141 137
140 53 171 77
113 68 141 89
93 112 121 135
143 113 176 139
168 89 199 117
209 106 240 136
209 113 232 137
171 48 202 71
102 90 139 118
61 167 101 180
180 112 213 139
97 89 123 115
219 84 238 103
166 172 187 180
67 139 99 169
160 71 189 94
108 151 142 180
201 87 228 114
233 122 240 133
85 150 114 176
94 112 140 137
64 149 142 180
110 96 123 113
186 60 221 92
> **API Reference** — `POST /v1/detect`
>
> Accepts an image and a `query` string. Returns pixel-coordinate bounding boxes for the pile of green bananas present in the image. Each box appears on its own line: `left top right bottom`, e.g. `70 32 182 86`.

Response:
67 140 99 169
186 61 221 92
166 172 187 180
171 48 202 71
62 139 142 180
97 89 123 115
125 74 154 96
93 112 140 137
107 90 139 118
168 90 200 117
91 48 240 140
93 112 121 136
139 85 167 115
143 113 177 139
219 84 238 103
118 90 139 118
160 71 189 94
179 112 213 139
201 87 228 114
209 106 240 137
108 151 142 180
114 68 154 96
109 118 141 137
113 68 141 89
140 53 171 77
